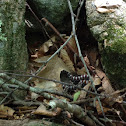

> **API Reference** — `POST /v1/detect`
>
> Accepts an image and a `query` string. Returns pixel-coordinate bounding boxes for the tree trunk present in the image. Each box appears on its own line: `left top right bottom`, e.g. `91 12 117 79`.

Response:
0 0 28 74
0 0 28 100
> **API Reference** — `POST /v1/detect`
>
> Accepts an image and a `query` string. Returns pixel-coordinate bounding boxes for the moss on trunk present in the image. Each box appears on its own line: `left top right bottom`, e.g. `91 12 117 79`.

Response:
0 0 28 99
0 0 28 72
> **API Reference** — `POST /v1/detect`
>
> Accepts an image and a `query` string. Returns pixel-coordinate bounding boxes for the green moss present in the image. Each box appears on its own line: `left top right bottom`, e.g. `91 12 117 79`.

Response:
0 1 28 72
0 20 7 42
101 22 126 87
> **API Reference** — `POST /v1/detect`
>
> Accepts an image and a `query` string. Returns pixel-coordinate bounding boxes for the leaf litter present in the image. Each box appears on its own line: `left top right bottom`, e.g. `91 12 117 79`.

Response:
0 34 125 126
1 2 126 126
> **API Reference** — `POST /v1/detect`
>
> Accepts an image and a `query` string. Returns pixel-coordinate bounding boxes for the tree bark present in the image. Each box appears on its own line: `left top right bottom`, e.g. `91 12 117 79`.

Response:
0 0 28 74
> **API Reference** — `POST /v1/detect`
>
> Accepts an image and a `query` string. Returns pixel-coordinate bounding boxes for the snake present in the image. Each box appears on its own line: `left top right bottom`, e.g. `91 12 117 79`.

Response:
61 70 90 92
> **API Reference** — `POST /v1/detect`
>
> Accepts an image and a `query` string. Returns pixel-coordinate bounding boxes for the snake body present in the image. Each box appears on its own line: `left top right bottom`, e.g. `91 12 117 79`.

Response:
61 70 90 92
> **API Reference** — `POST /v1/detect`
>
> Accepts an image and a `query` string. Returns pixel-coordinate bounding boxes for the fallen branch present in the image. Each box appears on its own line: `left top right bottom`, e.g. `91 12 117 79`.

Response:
12 100 42 106
0 73 72 100
88 111 105 126
0 71 103 97
49 99 96 126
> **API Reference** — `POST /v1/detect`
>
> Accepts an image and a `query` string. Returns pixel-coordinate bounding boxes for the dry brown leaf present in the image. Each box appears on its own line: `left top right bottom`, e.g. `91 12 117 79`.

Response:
60 49 75 72
95 101 111 115
64 36 78 53
76 67 86 75
13 114 20 120
40 41 53 53
84 55 90 66
87 48 98 66
97 87 105 92
114 109 120 116
35 36 56 58
93 76 101 86
0 105 15 118
115 96 123 104
33 104 61 117
31 52 38 58
31 55 71 99
78 83 91 100
95 68 119 106
95 68 115 94
33 55 70 90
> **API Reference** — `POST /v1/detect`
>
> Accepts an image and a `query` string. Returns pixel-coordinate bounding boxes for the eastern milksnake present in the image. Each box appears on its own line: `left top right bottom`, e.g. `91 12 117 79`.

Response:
61 70 90 92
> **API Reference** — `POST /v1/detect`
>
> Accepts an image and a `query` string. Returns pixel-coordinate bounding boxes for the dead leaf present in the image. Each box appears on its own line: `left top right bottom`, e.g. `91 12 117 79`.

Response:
84 55 90 66
76 67 86 75
34 36 56 58
95 68 119 106
13 114 20 120
33 55 70 91
93 76 101 86
87 48 98 67
114 109 120 116
94 0 122 13
31 51 39 58
64 36 78 53
97 87 105 92
94 0 122 8
95 101 111 115
95 68 115 94
97 8 115 13
39 41 53 53
115 96 123 104
33 104 61 117
60 49 75 72
0 105 15 118
79 83 91 100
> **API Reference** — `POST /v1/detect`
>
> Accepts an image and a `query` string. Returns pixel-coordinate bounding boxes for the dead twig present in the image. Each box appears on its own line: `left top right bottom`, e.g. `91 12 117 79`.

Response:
41 18 77 54
0 73 72 100
75 0 85 26
41 18 95 75
12 100 42 106
88 111 105 126
41 18 65 44
26 2 47 40
49 99 96 126
99 118 126 125
0 72 103 97
112 120 126 125
0 79 16 104
67 0 105 118
68 118 85 126
2 71 125 106
70 98 95 105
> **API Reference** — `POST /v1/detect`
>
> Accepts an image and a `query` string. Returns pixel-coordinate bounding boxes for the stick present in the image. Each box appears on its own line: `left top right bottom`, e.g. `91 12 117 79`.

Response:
49 99 96 126
0 73 73 100
67 0 106 118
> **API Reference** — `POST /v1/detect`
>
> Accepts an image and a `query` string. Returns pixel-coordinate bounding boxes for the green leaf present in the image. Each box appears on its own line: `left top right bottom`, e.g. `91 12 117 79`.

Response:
73 91 80 101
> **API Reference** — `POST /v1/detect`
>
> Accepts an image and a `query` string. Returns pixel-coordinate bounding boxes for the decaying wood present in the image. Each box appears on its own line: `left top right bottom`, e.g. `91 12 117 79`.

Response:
49 99 96 126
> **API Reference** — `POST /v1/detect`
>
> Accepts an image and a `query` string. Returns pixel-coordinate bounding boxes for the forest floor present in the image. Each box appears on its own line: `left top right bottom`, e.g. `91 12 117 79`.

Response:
0 1 126 126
